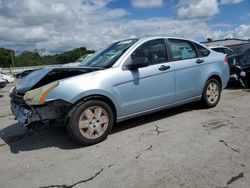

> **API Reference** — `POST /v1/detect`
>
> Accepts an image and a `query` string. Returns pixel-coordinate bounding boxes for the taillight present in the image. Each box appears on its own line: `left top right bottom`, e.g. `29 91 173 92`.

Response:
224 56 228 64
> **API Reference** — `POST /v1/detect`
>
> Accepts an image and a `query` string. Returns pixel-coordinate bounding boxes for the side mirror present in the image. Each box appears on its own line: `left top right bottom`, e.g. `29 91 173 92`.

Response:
124 57 149 70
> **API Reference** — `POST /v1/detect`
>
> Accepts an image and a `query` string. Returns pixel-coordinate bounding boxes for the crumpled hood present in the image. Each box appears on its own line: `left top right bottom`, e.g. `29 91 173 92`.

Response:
16 67 101 94
16 68 52 93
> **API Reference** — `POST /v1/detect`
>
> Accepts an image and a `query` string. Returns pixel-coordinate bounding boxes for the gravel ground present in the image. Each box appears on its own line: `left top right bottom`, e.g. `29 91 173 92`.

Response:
0 82 249 188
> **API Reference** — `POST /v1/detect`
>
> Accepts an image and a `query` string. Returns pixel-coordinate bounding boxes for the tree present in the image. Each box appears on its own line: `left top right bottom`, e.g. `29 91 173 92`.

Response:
0 48 14 68
15 51 41 67
56 47 94 64
0 47 95 67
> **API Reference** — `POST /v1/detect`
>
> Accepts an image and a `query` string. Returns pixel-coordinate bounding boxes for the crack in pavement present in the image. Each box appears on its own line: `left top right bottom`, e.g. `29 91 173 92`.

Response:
223 172 244 188
219 140 240 153
40 164 113 188
135 145 153 159
151 125 168 135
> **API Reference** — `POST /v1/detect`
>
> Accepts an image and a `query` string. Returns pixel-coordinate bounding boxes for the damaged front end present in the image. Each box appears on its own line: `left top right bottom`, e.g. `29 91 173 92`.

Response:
10 81 71 127
10 67 98 127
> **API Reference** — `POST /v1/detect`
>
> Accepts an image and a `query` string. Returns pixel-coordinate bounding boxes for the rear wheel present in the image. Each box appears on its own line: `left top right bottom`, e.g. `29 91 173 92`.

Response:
201 79 221 108
67 100 114 146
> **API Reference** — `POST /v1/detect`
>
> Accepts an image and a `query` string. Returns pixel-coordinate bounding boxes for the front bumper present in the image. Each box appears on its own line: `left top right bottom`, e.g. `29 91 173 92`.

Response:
11 101 38 126
11 100 71 127
10 90 71 127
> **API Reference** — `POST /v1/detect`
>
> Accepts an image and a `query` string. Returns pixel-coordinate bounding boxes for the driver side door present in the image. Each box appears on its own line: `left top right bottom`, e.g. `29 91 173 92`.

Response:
115 39 175 119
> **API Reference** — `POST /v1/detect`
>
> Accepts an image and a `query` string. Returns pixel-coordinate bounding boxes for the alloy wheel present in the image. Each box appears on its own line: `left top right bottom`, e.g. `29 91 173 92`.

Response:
206 81 219 104
78 106 109 139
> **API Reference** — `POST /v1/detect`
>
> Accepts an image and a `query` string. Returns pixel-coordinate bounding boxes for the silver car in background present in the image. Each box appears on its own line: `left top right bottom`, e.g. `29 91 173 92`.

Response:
10 36 229 145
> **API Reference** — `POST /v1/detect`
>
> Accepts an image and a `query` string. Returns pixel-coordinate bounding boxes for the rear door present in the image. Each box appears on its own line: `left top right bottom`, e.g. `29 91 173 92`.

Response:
167 39 206 101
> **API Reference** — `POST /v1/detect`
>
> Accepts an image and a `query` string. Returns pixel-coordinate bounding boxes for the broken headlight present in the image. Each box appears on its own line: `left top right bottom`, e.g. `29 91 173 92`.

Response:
24 81 59 105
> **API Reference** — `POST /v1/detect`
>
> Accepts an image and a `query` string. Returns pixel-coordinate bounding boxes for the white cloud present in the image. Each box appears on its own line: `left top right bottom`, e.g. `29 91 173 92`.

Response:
219 0 244 4
177 0 244 20
0 0 249 54
177 0 219 19
131 0 163 8
0 0 129 51
205 24 250 40
231 24 250 39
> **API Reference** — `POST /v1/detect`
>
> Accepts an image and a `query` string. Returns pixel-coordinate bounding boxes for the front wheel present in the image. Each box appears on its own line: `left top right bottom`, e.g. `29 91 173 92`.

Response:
67 100 114 146
201 79 221 108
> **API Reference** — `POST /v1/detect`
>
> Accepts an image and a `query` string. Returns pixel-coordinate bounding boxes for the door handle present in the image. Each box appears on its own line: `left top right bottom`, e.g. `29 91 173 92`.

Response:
159 65 170 71
196 59 204 64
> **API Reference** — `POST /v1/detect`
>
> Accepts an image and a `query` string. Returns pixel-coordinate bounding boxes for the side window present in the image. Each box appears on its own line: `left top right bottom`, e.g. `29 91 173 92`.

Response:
195 43 210 57
169 39 197 60
131 39 168 64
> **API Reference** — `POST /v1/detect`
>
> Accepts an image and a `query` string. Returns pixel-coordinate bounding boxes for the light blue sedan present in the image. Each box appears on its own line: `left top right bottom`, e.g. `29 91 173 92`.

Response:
10 36 229 145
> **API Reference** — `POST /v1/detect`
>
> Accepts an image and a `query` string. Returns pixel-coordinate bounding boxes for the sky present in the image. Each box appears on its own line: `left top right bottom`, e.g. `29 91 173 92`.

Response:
0 0 249 54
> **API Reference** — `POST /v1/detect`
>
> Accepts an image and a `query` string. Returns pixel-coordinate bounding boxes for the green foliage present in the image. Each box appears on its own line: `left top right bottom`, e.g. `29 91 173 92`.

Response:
15 51 41 67
0 48 15 68
56 47 94 64
0 47 95 68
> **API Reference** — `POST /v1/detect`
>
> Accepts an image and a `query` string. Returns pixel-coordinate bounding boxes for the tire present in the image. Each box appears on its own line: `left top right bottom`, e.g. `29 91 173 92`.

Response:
67 100 114 146
201 78 221 108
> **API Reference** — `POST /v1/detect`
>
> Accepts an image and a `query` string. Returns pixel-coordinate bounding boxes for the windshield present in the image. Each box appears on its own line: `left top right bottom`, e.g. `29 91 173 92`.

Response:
79 39 138 68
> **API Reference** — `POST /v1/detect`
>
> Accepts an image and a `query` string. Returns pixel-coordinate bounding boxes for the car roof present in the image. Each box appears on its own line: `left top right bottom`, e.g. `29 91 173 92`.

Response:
210 46 231 49
139 35 197 41
119 35 201 44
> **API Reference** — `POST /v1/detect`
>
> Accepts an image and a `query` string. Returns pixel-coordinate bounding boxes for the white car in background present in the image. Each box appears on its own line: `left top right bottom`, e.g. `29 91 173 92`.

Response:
210 46 234 56
62 54 93 67
0 73 15 83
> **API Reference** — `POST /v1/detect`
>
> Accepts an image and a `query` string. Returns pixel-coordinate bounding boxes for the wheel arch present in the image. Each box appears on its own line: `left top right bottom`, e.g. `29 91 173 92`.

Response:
65 94 117 125
207 74 222 89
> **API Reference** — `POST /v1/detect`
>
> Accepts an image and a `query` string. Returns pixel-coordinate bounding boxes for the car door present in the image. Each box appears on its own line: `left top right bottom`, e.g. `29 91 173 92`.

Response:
168 39 204 101
115 39 175 118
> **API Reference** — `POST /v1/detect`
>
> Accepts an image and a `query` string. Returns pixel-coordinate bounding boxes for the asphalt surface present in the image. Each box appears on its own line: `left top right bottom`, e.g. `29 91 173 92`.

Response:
0 82 249 188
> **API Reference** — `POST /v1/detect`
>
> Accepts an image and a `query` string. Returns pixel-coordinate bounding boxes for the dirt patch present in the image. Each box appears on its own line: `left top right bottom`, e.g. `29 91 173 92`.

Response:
203 120 232 130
